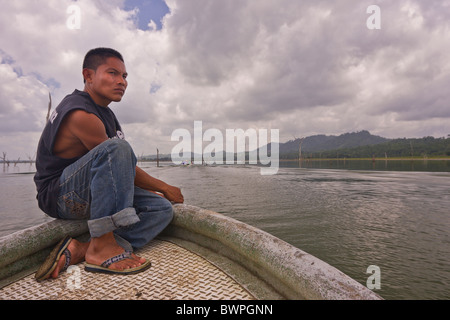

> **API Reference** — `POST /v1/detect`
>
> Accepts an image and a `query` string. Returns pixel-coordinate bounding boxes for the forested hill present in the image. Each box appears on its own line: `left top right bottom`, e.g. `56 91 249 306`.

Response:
140 130 449 161
278 131 450 159
279 131 388 155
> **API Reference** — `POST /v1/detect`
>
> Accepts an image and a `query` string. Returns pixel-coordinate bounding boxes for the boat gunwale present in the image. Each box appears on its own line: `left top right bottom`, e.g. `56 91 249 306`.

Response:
0 204 382 300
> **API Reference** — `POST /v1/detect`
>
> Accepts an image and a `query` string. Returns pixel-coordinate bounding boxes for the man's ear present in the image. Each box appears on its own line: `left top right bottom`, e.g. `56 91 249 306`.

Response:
82 68 95 84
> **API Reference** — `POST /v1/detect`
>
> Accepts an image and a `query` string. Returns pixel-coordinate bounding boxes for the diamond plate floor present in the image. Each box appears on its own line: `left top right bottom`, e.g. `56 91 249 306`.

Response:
0 239 255 300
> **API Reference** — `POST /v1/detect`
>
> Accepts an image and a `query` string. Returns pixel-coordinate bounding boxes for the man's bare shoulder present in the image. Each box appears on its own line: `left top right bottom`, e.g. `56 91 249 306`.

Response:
53 110 108 158
66 109 102 124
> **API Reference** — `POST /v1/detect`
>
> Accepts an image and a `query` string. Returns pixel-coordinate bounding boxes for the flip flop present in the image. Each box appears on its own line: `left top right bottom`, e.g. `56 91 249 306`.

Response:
85 251 151 275
35 235 72 282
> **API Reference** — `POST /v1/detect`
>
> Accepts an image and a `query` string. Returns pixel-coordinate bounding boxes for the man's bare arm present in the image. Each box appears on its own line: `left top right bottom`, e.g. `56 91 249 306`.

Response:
53 110 108 158
55 110 184 203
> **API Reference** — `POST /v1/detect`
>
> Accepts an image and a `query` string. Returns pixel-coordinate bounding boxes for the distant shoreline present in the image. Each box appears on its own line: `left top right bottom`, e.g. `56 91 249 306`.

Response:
2 157 450 165
281 157 450 161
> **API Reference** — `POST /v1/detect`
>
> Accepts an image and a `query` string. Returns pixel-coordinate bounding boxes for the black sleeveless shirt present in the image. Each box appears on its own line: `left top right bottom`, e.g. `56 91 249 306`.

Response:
34 90 124 218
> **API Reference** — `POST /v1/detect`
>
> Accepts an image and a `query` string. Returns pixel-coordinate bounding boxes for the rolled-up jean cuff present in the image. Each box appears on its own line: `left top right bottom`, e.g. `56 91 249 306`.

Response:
88 207 140 238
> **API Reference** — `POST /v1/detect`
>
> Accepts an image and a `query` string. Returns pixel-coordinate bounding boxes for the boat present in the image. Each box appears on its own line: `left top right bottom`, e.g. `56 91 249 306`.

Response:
0 204 382 300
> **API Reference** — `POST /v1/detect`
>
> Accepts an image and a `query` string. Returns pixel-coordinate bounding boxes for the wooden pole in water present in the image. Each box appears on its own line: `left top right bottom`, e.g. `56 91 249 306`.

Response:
298 137 304 161
157 148 160 167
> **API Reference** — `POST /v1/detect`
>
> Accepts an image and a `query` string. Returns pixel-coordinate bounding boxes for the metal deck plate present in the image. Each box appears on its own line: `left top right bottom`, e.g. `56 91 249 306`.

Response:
0 239 255 300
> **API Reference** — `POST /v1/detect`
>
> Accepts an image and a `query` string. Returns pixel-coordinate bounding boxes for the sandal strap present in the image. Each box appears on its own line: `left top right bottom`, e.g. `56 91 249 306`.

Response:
62 248 71 271
101 251 133 268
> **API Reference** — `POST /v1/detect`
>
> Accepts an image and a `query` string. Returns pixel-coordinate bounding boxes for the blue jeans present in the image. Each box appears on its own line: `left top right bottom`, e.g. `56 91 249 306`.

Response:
56 139 173 249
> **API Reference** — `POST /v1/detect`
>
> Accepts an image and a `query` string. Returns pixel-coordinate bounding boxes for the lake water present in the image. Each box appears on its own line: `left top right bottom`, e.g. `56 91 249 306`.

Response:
1 161 449 300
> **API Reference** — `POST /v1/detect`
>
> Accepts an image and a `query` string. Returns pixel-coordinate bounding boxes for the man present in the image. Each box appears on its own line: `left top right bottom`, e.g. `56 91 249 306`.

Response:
34 47 183 280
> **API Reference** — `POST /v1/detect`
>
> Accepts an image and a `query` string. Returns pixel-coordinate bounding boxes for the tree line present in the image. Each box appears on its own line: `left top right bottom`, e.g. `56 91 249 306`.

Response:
280 136 450 159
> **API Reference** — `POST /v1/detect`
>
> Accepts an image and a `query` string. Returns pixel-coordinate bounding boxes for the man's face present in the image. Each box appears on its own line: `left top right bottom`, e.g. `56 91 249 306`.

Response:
85 57 128 106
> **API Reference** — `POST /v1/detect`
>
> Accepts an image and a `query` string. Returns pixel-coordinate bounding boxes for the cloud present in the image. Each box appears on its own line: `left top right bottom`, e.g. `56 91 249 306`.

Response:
0 0 449 159
0 60 49 132
161 0 357 129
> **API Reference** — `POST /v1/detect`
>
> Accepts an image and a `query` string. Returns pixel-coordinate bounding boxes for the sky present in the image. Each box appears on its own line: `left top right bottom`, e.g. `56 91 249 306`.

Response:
0 0 449 160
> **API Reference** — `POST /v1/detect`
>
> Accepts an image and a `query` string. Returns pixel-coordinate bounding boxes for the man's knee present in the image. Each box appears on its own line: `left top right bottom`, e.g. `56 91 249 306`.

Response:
101 138 133 154
97 139 136 164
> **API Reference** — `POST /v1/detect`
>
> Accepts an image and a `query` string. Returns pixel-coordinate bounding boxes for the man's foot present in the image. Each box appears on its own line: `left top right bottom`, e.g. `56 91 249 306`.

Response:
35 237 89 282
49 239 89 279
85 232 146 271
85 251 151 275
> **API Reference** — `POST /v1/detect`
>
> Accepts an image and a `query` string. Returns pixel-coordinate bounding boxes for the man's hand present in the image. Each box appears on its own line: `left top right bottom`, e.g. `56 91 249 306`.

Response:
161 185 184 204
135 166 184 203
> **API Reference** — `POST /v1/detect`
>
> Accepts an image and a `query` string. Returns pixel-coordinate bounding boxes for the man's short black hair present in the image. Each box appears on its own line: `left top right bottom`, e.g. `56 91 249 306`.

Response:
82 47 124 83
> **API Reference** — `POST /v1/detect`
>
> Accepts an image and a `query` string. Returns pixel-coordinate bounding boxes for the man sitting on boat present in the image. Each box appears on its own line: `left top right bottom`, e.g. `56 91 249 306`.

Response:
33 47 184 280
